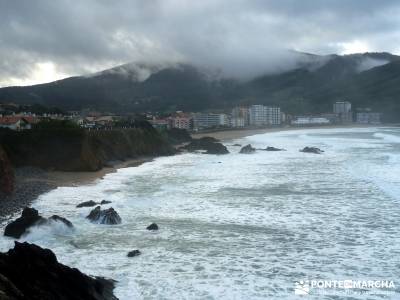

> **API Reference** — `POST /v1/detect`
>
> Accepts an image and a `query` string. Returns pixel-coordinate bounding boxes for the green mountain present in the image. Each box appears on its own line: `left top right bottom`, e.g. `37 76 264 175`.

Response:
1 52 399 121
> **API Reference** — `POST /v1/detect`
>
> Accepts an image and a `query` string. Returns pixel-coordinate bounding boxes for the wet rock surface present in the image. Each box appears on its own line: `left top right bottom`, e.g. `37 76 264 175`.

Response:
127 250 141 257
0 241 117 300
77 200 98 208
4 208 46 239
86 206 121 225
239 144 256 154
4 208 74 239
300 147 324 154
146 223 159 231
181 137 229 155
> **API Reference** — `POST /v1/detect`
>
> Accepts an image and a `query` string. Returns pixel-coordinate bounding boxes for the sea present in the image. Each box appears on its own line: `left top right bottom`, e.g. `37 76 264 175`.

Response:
1 126 400 299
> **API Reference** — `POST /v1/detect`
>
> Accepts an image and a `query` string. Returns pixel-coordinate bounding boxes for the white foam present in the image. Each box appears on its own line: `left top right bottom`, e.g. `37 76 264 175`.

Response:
0 126 399 299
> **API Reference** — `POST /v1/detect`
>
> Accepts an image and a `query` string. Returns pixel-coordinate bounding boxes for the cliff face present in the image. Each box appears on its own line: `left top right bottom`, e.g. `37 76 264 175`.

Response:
0 125 174 171
0 145 14 195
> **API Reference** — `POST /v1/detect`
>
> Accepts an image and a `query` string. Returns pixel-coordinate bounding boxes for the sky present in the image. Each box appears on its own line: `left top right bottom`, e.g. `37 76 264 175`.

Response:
1 0 400 87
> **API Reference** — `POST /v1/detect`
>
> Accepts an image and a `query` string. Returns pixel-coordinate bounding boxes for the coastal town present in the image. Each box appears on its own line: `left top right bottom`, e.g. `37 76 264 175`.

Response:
0 100 382 132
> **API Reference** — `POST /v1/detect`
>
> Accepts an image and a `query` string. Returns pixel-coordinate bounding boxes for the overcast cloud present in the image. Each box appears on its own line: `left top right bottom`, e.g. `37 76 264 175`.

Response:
1 0 400 86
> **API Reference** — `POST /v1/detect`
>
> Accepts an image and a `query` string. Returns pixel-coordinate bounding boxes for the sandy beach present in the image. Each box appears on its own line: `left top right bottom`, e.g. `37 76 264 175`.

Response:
191 124 379 141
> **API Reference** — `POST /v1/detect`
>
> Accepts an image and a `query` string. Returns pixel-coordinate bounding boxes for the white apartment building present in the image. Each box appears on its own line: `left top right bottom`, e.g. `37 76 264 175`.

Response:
291 116 330 125
193 113 229 129
249 105 281 126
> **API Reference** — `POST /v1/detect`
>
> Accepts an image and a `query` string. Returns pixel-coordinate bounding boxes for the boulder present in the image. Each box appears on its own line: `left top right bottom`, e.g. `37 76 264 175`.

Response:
258 146 285 151
181 137 229 155
0 241 117 300
239 144 256 154
4 208 46 239
300 147 324 154
127 250 141 257
146 223 159 231
76 200 98 208
205 142 229 155
232 143 242 147
4 208 74 239
100 200 112 205
86 206 121 225
266 146 285 151
48 215 73 228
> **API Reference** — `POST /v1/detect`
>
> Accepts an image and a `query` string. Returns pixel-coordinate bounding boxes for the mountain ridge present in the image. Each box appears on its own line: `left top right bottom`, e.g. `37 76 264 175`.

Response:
1 52 399 121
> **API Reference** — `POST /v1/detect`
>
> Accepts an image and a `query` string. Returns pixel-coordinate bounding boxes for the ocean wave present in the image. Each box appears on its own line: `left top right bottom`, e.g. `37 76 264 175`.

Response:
374 132 400 143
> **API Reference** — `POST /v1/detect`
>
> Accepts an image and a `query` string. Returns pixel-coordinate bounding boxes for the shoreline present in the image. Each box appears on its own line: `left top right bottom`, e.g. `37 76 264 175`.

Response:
191 124 386 141
1 124 391 222
0 157 153 223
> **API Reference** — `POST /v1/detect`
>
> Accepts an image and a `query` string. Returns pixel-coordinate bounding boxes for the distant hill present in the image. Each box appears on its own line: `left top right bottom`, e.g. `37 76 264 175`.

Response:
1 52 399 121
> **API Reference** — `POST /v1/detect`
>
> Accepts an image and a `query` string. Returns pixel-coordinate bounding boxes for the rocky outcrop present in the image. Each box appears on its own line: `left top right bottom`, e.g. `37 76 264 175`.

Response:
0 145 14 195
77 200 112 208
86 206 121 225
4 208 74 239
239 144 256 154
146 223 159 231
0 241 117 300
77 200 98 208
258 146 285 151
4 208 45 239
48 215 73 228
300 147 324 154
232 144 242 147
181 137 229 155
127 250 141 257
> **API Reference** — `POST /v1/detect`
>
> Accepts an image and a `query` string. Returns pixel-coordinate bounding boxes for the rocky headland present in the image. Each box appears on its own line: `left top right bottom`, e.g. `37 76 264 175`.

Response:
0 241 117 300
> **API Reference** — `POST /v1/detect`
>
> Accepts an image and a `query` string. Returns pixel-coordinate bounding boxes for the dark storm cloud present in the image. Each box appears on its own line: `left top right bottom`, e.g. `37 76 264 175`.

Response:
1 0 400 86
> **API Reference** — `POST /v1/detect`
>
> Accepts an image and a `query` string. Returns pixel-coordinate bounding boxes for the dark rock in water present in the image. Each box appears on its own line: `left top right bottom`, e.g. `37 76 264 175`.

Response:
127 250 141 257
265 146 285 151
146 223 159 231
0 241 117 300
101 208 122 225
205 142 229 155
86 206 121 225
258 146 285 151
232 143 242 147
239 144 256 154
4 207 46 238
48 215 73 228
87 206 102 221
300 147 324 154
182 137 229 155
100 200 112 205
76 200 98 208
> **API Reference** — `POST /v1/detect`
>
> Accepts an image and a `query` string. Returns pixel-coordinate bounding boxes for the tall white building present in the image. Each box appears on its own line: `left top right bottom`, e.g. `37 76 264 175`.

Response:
249 105 281 126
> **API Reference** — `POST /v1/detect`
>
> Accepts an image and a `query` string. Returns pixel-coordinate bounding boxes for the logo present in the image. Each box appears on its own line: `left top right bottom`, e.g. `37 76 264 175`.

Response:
295 280 310 295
